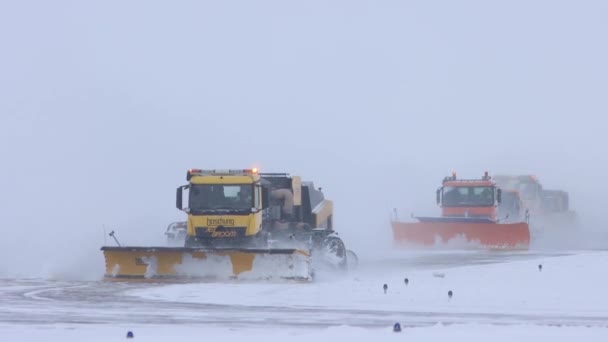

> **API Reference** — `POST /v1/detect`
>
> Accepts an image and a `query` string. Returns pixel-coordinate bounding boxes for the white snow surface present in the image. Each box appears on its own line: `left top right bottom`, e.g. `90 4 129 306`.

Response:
1 323 608 342
129 251 608 318
3 250 608 341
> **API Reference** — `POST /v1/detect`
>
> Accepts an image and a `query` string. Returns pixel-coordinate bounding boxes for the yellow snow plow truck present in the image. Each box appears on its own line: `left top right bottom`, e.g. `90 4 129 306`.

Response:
101 168 357 281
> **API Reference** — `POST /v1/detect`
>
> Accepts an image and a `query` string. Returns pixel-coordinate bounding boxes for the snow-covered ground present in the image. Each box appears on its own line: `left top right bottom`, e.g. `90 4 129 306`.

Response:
130 251 608 319
1 323 608 342
2 250 608 341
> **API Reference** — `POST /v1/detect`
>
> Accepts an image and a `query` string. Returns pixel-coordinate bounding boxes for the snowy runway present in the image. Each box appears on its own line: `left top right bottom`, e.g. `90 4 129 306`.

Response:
2 249 608 340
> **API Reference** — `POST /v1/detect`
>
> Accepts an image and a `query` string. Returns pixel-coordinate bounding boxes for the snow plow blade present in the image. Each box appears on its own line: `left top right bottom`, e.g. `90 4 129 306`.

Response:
391 218 530 249
101 246 313 281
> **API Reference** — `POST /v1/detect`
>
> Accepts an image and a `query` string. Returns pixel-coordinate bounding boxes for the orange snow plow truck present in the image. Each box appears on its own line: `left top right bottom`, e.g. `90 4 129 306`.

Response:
391 172 530 249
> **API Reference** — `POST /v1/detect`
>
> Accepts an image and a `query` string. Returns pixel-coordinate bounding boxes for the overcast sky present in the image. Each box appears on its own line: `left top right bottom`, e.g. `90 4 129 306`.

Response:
1 1 606 278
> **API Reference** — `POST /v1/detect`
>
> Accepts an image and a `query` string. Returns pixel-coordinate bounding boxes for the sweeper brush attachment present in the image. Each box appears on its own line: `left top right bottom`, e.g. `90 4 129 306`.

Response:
101 247 313 281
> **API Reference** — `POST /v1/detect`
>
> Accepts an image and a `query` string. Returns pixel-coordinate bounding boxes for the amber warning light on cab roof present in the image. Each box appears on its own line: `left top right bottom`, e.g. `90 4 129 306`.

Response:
444 171 492 183
186 168 260 181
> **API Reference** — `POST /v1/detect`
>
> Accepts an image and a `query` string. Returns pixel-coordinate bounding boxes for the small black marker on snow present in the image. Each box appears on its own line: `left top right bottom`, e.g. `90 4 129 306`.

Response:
538 264 543 272
404 278 409 286
383 284 388 294
448 290 453 299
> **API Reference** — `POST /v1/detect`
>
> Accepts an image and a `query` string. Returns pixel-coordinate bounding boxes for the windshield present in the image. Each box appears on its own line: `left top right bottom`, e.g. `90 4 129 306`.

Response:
442 186 495 207
189 184 253 211
517 182 540 200
496 179 539 200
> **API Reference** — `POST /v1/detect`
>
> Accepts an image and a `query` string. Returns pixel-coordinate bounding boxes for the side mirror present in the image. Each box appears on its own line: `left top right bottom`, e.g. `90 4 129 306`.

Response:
261 186 269 209
436 188 441 205
496 188 502 204
176 186 184 210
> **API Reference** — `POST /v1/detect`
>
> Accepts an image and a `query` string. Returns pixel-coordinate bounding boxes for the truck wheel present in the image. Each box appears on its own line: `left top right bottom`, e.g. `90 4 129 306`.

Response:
346 250 359 269
321 236 347 270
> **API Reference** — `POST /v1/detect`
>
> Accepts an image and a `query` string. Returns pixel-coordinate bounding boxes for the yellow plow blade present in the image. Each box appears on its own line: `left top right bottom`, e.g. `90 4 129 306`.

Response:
101 247 312 282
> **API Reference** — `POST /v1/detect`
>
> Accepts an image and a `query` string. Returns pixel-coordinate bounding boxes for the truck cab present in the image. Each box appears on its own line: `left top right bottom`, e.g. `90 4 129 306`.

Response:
437 172 502 221
176 168 267 247
498 190 525 222
494 175 544 214
175 169 334 248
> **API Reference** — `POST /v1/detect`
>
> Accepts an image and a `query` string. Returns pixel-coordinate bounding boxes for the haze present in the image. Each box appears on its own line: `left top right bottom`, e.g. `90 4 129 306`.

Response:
1 1 606 279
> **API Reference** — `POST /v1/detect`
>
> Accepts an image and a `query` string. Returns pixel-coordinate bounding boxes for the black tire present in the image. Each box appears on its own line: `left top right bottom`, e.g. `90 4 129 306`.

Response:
321 235 348 270
346 250 359 269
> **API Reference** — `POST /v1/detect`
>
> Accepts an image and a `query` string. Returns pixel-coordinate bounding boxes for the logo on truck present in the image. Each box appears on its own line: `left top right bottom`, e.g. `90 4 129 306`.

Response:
206 217 235 226
206 225 238 238
211 230 237 238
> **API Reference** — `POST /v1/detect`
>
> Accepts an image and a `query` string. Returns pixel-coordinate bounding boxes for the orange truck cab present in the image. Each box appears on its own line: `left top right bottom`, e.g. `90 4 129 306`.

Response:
436 172 501 222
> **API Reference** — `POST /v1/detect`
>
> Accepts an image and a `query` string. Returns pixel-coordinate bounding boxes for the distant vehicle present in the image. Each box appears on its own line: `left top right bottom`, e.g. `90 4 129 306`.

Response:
493 174 577 230
391 172 530 249
498 189 526 223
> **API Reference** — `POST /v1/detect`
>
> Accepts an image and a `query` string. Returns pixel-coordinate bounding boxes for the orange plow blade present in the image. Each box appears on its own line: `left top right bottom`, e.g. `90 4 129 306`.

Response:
391 219 530 249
